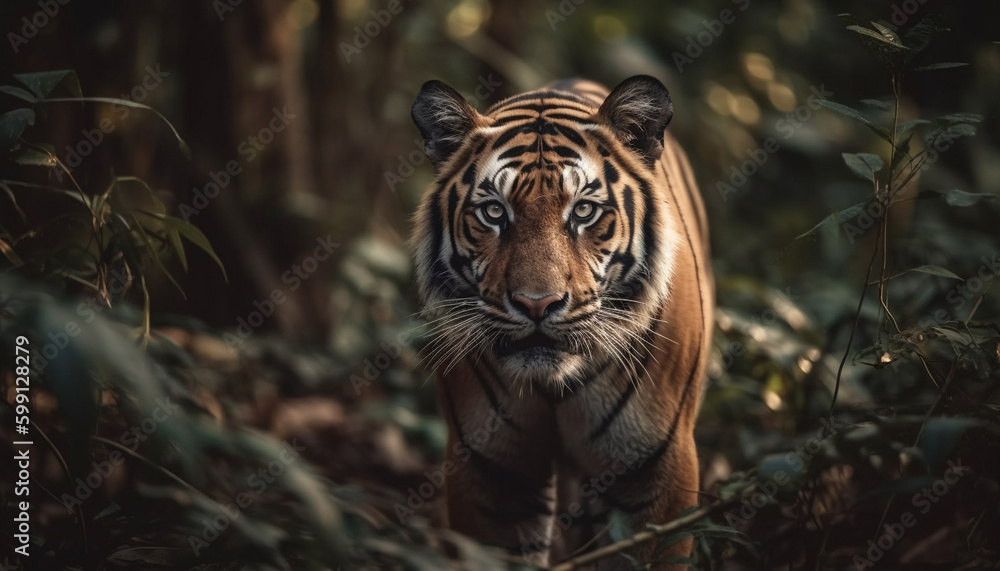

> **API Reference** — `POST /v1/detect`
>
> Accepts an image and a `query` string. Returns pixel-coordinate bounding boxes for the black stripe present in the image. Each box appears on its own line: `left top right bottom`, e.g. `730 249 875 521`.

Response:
499 145 531 160
543 113 595 124
474 496 553 525
488 91 588 112
551 145 580 159
468 448 549 499
607 490 661 514
471 364 520 431
554 123 587 147
489 113 539 126
589 381 637 441
491 125 524 149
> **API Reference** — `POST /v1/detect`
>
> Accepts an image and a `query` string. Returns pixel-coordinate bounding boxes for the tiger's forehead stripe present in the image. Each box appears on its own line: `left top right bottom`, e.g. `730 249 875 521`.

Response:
486 90 593 114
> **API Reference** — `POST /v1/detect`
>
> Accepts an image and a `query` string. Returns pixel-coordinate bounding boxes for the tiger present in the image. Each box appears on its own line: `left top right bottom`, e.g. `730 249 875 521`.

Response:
409 75 713 569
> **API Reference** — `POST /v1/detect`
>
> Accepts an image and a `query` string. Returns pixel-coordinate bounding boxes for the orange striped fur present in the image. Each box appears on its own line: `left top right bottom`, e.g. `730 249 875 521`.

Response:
410 76 713 569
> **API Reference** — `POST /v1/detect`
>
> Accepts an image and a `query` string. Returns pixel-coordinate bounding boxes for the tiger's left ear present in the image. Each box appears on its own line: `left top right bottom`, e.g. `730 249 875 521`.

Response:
597 75 673 166
412 80 484 171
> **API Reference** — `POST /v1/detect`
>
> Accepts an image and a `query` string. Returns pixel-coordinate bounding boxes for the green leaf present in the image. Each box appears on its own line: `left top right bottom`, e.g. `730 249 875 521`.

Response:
861 98 892 110
912 62 969 71
909 265 962 280
933 123 976 144
846 25 907 49
0 108 35 150
815 99 892 142
944 189 998 207
870 21 904 46
915 418 979 474
842 152 884 182
608 510 634 543
816 99 868 123
939 112 983 124
0 86 37 104
40 97 191 159
794 201 867 243
167 229 188 272
14 70 82 99
903 14 947 63
11 148 57 167
837 13 859 25
127 210 186 299
896 119 931 137
758 454 805 491
157 215 228 281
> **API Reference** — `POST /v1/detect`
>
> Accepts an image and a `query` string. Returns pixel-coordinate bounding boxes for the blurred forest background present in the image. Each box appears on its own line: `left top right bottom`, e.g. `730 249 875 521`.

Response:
1 0 999 569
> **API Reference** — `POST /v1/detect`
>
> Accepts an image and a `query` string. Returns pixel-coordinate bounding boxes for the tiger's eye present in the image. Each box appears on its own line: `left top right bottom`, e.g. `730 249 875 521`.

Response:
573 201 595 221
483 202 506 222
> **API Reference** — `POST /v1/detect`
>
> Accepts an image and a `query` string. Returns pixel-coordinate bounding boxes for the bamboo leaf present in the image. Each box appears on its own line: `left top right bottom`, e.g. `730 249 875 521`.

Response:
41 97 191 159
156 215 228 281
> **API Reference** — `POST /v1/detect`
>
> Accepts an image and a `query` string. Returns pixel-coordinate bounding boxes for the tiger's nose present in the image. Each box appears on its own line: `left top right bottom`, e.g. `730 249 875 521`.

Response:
510 292 568 321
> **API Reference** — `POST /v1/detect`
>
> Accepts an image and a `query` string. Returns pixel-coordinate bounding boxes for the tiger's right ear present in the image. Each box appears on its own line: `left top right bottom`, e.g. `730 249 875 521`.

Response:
412 80 483 170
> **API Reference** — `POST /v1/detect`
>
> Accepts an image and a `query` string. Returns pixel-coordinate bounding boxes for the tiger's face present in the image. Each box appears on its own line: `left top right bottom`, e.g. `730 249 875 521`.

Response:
411 76 680 390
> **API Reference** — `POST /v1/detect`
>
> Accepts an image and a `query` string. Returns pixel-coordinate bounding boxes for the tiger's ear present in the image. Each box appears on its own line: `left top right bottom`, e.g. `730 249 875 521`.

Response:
597 75 673 166
412 80 483 170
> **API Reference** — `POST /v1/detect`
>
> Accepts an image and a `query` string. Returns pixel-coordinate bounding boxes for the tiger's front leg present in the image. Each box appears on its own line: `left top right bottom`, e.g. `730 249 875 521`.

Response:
437 362 561 565
600 433 700 570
